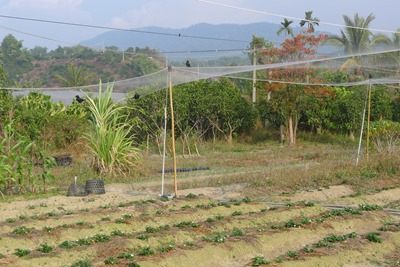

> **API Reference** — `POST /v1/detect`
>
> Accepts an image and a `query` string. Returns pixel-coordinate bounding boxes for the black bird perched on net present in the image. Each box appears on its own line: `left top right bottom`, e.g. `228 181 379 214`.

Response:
186 60 191 67
133 93 140 100
75 95 85 103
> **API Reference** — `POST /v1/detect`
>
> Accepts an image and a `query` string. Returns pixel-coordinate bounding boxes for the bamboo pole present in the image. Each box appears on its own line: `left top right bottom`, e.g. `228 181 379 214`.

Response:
366 78 372 160
168 66 178 197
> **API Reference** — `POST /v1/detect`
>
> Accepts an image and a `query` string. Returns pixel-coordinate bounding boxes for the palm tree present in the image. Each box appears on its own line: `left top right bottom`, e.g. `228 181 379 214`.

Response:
325 13 390 74
277 18 294 37
300 11 320 32
54 64 95 87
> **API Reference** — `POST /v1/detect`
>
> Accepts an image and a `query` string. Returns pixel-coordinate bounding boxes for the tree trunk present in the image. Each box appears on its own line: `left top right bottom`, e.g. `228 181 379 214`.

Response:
288 115 295 145
349 130 355 141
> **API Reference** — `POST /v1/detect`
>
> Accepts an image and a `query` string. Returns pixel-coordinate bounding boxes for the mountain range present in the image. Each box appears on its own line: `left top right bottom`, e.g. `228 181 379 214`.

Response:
81 22 333 60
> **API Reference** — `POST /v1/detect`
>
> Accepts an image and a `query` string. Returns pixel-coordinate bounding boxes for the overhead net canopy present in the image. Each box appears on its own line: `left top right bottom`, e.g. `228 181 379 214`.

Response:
7 46 400 101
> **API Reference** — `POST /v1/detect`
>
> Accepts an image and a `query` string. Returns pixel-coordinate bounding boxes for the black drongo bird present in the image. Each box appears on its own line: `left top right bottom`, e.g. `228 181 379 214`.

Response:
75 95 85 103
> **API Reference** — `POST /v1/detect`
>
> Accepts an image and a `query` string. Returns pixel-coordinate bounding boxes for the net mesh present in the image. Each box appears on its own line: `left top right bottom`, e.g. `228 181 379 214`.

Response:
7 46 400 101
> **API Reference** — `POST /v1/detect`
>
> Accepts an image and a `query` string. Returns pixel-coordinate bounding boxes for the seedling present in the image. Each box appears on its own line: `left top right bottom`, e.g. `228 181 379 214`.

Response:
122 213 133 219
183 241 195 247
43 226 54 233
203 232 229 243
136 234 149 241
286 250 298 258
231 210 243 216
366 232 383 243
157 243 175 253
186 193 197 198
59 240 78 249
137 246 154 256
6 218 17 223
155 210 164 215
14 248 31 257
323 234 347 243
305 201 315 207
159 224 171 231
181 204 192 210
70 258 92 267
231 227 245 237
117 252 134 259
358 204 383 211
173 221 199 228
284 219 297 228
242 197 252 203
18 215 28 220
128 262 141 267
104 257 117 265
115 218 126 224
12 226 34 235
303 246 314 253
111 230 126 236
252 255 269 266
300 217 312 224
205 217 215 223
37 242 54 253
76 221 88 226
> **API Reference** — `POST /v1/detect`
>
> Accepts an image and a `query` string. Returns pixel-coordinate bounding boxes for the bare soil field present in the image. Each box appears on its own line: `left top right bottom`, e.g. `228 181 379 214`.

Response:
0 181 399 267
0 143 399 266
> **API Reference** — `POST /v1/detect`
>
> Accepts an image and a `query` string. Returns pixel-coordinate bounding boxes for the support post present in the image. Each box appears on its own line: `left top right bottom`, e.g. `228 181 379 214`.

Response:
168 66 178 197
252 45 257 106
366 75 372 160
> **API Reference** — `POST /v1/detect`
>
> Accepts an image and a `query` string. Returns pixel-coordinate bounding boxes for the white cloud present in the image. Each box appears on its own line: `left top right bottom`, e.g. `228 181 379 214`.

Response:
9 0 83 9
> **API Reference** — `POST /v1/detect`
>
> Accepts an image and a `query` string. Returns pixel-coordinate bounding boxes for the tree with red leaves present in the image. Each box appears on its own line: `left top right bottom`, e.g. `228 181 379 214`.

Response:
261 30 330 145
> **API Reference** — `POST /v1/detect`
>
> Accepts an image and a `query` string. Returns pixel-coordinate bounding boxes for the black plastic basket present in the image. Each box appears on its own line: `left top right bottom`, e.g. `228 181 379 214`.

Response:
85 179 106 194
54 154 72 166
67 184 88 197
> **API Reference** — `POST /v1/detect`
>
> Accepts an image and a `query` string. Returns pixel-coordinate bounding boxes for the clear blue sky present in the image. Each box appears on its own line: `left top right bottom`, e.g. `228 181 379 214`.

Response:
0 0 398 49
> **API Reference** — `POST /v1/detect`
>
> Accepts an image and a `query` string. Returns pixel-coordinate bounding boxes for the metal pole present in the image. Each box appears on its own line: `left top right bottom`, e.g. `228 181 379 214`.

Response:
168 66 178 197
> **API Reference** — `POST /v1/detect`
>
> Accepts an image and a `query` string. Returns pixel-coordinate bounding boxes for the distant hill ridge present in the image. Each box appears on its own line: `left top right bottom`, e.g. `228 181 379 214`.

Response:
81 22 315 56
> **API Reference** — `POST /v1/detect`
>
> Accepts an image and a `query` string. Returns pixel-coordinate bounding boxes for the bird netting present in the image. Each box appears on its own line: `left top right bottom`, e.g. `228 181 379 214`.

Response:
6 46 400 102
